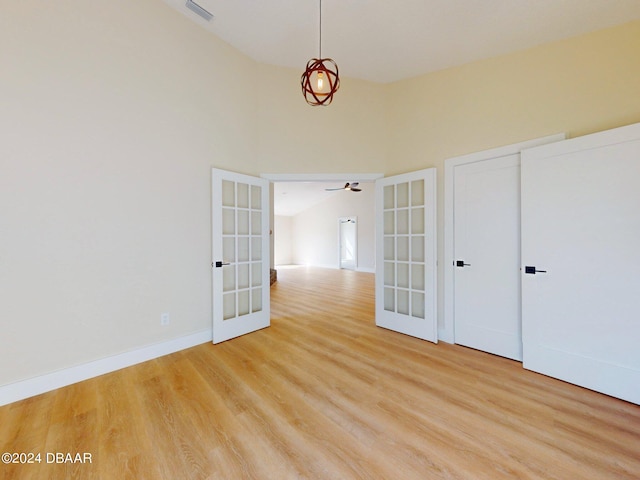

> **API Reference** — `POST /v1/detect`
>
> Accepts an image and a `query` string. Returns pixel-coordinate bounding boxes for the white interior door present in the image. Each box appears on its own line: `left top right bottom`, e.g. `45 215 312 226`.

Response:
375 169 437 342
453 154 523 360
521 123 640 404
339 217 357 270
212 168 270 344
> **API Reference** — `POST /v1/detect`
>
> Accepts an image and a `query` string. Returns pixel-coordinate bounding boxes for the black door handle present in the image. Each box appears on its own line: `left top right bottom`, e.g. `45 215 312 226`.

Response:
455 260 471 267
214 261 231 268
524 266 547 274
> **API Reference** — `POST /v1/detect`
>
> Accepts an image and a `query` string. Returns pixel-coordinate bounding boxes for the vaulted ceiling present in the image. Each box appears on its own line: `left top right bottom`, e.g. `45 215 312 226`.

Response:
163 0 640 83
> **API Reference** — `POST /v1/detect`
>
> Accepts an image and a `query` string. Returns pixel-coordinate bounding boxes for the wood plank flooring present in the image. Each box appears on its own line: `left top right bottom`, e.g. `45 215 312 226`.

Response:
1 266 639 479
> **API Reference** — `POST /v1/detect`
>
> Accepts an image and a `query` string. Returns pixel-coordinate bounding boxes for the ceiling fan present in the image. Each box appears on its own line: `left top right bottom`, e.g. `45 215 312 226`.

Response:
325 182 361 192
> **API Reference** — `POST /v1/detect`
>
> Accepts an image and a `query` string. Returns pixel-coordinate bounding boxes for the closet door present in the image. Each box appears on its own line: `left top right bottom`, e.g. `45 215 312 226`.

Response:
443 134 564 347
521 123 640 404
453 154 522 360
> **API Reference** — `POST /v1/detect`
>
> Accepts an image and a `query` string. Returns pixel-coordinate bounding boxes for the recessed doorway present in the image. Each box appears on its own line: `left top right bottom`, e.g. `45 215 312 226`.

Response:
339 217 357 270
264 173 381 272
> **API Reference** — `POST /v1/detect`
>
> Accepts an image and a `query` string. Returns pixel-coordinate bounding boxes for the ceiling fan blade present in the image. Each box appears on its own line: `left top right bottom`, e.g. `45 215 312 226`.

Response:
326 182 352 191
325 182 361 191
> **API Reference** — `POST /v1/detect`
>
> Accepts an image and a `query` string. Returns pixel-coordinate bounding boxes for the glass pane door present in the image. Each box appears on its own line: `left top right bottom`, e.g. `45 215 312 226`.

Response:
376 169 437 342
212 169 269 343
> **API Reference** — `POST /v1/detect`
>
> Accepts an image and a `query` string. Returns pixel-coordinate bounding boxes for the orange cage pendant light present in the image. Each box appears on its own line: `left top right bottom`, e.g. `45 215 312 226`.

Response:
301 0 340 106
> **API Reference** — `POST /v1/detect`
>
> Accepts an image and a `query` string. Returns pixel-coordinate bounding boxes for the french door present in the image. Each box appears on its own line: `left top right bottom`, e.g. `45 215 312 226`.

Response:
211 169 270 344
375 169 437 342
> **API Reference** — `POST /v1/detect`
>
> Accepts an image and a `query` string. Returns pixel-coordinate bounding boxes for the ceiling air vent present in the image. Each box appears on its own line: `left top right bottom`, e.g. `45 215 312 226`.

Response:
185 0 213 21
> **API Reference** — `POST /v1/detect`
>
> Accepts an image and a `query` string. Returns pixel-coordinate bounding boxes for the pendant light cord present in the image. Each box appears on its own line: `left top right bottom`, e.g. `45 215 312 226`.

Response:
319 0 322 58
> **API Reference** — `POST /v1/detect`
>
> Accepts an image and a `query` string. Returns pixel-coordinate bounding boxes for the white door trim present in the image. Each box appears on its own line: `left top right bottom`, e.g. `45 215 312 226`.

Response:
442 134 565 343
261 173 384 182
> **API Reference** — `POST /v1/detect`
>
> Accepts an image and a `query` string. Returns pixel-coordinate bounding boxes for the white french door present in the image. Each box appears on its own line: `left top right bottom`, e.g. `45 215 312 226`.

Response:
453 154 523 360
375 169 437 342
521 123 640 404
212 168 270 344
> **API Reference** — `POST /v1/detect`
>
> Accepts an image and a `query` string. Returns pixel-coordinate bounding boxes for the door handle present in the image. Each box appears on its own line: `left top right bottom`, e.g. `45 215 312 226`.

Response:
455 260 471 267
214 261 231 268
524 266 547 274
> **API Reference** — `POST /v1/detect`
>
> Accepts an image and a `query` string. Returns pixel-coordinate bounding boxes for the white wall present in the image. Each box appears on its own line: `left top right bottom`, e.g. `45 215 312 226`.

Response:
274 216 293 266
291 187 375 272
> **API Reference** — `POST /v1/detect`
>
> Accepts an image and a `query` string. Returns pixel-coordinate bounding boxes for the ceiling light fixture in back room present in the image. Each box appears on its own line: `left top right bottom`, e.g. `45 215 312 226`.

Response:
301 0 340 106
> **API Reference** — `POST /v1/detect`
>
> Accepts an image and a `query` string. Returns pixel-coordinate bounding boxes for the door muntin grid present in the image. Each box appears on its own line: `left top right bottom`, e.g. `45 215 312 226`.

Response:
221 180 264 321
383 179 427 319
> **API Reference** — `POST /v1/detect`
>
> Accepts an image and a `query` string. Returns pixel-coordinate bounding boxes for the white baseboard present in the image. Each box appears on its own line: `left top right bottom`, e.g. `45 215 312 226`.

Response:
0 329 212 407
304 264 376 274
279 264 375 273
356 267 375 274
314 263 340 270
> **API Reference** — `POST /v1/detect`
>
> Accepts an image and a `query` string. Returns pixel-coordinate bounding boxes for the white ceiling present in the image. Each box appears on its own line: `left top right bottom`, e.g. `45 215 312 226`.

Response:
163 0 640 83
274 181 367 216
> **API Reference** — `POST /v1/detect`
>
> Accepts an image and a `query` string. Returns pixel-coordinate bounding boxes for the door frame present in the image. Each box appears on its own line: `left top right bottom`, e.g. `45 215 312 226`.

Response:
442 134 565 343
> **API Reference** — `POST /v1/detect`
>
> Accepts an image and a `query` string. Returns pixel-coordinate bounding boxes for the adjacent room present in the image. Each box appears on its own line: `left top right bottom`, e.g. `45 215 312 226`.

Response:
1 0 640 478
272 180 375 271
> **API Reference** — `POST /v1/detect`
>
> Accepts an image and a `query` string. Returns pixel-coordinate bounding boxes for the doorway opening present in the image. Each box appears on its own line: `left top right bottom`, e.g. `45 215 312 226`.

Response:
263 173 381 273
339 217 357 270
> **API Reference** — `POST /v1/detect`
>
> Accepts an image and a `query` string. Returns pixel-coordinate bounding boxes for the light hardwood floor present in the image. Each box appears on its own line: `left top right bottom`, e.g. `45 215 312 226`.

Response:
1 266 639 479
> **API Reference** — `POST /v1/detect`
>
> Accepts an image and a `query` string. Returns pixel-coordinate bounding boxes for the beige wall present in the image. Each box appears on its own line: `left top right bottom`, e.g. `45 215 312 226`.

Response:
0 0 262 384
0 0 388 387
256 63 388 174
1 0 639 388
387 21 640 173
386 20 640 331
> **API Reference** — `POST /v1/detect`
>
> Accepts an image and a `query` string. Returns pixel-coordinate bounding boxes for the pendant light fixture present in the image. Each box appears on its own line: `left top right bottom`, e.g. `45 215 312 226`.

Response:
301 0 340 106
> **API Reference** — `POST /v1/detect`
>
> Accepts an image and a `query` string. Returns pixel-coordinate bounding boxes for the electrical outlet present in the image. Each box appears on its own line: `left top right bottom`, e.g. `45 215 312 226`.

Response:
160 312 170 326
